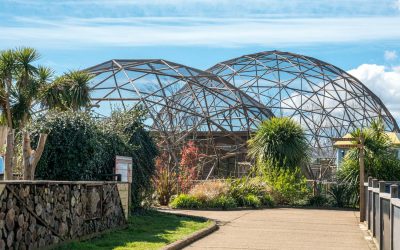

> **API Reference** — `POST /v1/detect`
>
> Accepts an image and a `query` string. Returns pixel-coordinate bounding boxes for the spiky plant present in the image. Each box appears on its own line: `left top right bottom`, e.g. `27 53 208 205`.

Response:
248 117 310 171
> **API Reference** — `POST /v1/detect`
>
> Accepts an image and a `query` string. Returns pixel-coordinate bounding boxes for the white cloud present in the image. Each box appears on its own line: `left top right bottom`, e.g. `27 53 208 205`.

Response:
395 0 400 10
1 16 400 49
348 64 400 120
384 50 398 60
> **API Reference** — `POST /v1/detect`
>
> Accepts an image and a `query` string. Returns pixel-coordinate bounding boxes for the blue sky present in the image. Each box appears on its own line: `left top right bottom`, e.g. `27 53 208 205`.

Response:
1 0 400 118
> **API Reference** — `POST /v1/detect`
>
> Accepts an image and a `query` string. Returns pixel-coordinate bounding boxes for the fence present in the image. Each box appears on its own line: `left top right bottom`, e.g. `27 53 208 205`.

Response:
363 177 400 250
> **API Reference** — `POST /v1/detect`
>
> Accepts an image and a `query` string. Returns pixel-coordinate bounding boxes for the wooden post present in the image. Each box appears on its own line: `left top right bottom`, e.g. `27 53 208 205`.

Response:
332 135 366 222
368 176 373 188
372 179 379 188
379 181 386 193
313 180 317 196
391 184 399 198
359 134 366 222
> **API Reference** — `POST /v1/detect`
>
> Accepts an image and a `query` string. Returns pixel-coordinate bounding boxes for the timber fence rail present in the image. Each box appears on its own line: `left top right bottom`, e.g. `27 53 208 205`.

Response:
363 177 400 250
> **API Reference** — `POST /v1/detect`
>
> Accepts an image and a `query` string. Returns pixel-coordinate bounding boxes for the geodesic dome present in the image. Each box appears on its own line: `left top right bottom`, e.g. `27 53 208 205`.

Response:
86 51 398 177
208 51 399 157
86 59 272 169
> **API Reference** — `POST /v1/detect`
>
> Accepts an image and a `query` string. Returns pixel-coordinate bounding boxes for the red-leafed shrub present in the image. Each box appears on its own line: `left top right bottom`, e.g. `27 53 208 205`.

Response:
154 141 204 205
178 141 204 193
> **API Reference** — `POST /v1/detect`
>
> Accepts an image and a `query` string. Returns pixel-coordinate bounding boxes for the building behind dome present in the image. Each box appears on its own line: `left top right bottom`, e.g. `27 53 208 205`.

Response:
86 51 398 178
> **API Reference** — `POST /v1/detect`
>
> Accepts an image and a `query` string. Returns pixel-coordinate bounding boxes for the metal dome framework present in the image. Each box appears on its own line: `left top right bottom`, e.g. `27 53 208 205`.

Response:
86 51 398 177
86 59 272 176
208 51 399 157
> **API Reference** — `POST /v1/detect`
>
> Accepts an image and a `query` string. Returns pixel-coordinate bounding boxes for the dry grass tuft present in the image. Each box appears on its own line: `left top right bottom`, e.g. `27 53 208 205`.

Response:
189 180 228 202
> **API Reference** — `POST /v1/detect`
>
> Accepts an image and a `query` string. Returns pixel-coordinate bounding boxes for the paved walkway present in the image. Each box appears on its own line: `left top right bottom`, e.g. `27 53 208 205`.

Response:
166 208 374 250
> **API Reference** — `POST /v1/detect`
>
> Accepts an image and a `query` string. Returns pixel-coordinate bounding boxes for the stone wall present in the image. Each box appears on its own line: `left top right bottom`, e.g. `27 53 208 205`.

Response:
0 181 128 249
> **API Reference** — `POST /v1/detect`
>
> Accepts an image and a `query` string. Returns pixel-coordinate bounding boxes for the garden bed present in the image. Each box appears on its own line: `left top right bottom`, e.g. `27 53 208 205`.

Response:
54 210 212 250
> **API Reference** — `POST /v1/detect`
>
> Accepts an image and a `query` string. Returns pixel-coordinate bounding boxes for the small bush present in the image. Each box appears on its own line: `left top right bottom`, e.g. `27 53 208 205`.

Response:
260 193 275 207
154 153 177 206
207 195 237 210
189 181 229 203
266 167 310 205
228 177 269 206
307 195 329 207
170 194 202 209
329 184 354 208
242 194 262 208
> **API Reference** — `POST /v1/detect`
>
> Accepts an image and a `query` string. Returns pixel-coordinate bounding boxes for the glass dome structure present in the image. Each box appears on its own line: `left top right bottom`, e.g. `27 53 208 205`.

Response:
86 59 272 175
86 51 398 177
208 50 399 157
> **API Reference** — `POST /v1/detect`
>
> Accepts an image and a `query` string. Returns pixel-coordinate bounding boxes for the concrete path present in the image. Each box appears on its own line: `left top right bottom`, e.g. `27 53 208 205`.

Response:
166 208 374 250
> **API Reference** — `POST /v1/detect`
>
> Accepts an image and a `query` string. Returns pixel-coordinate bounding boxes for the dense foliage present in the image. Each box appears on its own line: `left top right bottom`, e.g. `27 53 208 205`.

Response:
170 179 274 209
0 47 93 180
32 112 110 180
227 177 271 207
169 118 312 209
264 167 310 205
337 120 400 205
31 109 158 208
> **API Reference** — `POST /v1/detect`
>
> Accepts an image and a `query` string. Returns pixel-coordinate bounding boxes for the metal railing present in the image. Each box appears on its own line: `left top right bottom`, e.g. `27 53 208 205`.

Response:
363 177 400 250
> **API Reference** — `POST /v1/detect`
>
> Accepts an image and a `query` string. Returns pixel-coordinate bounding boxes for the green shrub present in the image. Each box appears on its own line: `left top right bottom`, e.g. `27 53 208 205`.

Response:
228 177 269 206
260 193 275 207
265 167 310 205
170 194 202 209
33 112 116 181
31 110 158 209
328 184 354 208
242 194 262 208
307 195 329 207
338 120 400 204
102 110 158 209
207 195 237 210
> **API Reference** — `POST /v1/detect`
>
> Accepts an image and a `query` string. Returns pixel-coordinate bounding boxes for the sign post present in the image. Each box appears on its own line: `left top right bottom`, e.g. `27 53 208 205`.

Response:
115 156 133 219
332 135 365 222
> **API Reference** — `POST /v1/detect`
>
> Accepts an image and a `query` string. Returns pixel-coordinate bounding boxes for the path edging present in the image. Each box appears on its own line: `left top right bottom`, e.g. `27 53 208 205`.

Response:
160 211 219 250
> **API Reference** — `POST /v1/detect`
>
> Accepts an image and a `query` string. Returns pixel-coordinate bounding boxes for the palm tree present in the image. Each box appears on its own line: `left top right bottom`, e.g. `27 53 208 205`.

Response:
41 70 93 111
337 119 400 206
0 49 15 128
248 117 310 171
0 47 93 180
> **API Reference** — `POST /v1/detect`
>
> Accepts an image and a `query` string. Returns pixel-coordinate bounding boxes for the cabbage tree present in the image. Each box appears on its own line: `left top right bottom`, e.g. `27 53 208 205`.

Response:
248 117 310 171
0 47 93 180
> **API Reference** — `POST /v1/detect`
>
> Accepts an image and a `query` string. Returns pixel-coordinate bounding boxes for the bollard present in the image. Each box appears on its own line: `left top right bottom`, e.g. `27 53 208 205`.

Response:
391 184 399 198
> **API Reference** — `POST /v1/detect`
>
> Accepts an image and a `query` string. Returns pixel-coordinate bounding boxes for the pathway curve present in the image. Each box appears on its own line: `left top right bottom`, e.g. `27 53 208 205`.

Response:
166 208 374 250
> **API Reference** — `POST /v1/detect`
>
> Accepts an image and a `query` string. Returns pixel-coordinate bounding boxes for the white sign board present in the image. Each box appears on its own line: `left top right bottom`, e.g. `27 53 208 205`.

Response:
115 156 133 183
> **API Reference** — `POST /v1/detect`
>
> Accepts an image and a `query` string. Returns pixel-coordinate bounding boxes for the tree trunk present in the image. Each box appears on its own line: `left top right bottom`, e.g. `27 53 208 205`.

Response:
4 76 14 180
4 131 14 180
5 77 13 129
23 132 48 180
